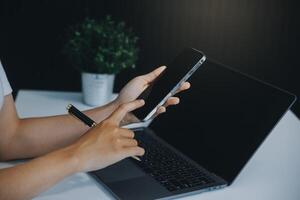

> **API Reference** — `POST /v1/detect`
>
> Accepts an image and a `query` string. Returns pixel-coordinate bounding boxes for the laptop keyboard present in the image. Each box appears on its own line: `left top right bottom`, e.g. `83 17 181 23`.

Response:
134 132 215 192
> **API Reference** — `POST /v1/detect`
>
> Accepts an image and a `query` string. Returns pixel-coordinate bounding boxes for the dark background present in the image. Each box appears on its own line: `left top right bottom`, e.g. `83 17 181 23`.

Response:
0 0 299 117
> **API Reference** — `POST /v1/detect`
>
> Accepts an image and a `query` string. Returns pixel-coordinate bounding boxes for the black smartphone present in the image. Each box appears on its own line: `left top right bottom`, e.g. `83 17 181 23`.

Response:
133 48 206 121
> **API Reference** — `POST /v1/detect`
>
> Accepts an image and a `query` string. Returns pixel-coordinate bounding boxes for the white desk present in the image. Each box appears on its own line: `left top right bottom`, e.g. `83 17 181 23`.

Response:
1 90 300 200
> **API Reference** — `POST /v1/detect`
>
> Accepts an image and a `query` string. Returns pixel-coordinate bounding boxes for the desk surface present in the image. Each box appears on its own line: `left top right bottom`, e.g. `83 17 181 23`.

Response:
1 90 300 200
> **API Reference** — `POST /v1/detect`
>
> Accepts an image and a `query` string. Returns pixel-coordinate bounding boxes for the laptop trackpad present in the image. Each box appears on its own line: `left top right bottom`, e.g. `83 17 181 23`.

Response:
93 158 146 183
108 176 170 200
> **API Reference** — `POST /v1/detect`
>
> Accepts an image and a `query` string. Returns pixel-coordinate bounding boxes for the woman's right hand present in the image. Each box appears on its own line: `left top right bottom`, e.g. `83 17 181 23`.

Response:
67 99 146 173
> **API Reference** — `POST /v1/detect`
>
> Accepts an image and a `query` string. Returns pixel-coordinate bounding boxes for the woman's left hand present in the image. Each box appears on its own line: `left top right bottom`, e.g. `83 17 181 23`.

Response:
113 66 191 124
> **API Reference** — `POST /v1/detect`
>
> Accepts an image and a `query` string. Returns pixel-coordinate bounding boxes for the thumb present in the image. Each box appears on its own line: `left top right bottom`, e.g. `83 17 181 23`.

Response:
141 66 166 83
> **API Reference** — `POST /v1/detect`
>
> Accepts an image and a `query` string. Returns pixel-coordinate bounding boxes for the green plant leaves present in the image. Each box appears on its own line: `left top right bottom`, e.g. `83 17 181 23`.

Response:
63 16 139 74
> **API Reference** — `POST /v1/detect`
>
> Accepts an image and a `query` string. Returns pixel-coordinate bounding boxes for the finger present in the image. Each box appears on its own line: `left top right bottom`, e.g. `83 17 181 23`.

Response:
163 97 180 107
156 106 166 114
120 130 135 138
122 113 140 125
121 138 138 147
153 97 180 118
108 100 145 125
174 82 191 94
152 106 166 118
123 146 145 158
141 66 166 83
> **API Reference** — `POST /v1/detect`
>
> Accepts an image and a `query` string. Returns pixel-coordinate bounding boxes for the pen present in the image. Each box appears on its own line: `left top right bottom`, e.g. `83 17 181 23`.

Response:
66 104 141 161
66 104 97 127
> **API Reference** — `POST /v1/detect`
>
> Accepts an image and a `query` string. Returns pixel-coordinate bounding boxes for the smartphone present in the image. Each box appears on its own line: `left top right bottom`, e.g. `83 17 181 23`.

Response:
133 48 206 121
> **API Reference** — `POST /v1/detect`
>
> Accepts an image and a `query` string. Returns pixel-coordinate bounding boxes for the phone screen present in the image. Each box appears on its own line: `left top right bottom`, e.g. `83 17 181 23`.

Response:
133 48 205 120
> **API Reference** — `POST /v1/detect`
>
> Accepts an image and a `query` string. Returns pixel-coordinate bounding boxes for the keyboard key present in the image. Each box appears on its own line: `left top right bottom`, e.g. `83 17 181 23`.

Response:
134 132 215 192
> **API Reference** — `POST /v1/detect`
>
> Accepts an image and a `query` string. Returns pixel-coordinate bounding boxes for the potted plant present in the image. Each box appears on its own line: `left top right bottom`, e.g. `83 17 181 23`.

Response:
63 16 139 106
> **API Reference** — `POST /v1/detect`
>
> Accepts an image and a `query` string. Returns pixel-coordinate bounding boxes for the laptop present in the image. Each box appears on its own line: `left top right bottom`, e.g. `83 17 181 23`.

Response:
90 59 296 200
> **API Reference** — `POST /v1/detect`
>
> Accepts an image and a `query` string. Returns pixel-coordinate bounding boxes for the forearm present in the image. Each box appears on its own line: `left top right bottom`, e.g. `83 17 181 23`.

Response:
0 147 78 200
5 101 118 160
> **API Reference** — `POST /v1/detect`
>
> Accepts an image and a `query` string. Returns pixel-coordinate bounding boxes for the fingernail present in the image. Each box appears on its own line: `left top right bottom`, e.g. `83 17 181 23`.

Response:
162 66 167 69
140 99 145 104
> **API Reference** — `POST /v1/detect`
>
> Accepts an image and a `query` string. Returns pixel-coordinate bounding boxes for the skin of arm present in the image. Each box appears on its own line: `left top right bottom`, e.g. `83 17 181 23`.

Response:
0 66 190 199
0 66 190 160
0 146 79 200
0 94 119 160
0 99 145 200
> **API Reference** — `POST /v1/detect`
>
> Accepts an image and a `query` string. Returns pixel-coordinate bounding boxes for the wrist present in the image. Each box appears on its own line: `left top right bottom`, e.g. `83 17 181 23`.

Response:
54 145 81 174
105 99 120 116
111 96 121 108
85 99 120 124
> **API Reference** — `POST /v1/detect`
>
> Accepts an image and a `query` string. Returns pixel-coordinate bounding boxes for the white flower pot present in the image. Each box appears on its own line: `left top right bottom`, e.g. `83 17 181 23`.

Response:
81 72 115 106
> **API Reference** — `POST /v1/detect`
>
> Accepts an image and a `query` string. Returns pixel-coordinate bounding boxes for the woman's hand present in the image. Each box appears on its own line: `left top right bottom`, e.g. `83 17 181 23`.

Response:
68 100 145 173
114 66 191 123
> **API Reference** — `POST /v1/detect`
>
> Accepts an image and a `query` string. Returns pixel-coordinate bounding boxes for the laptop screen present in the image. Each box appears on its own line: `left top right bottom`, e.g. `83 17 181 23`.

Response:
150 59 296 183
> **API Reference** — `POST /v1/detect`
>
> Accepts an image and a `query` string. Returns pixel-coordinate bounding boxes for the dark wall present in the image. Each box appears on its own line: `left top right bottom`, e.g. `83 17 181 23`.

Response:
0 0 299 116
